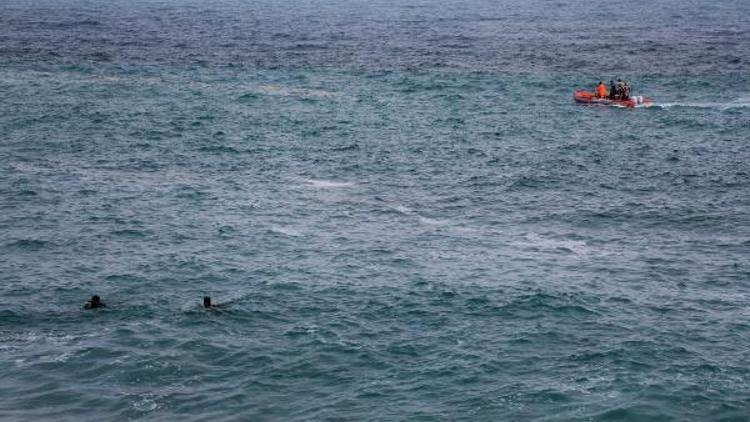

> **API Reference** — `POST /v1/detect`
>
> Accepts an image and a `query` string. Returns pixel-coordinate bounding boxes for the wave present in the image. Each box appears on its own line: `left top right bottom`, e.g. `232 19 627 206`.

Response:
251 85 340 98
4 239 50 251
197 145 240 154
110 229 147 238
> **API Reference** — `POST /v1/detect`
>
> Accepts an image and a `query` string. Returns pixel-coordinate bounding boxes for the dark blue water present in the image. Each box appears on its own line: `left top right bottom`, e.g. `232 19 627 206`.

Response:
1 0 749 420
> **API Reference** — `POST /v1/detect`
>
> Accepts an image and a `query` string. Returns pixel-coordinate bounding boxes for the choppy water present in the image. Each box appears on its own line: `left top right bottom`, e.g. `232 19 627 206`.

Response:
1 0 749 420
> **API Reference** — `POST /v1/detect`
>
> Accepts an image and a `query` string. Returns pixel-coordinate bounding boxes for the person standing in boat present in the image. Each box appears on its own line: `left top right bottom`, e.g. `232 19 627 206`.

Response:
616 79 625 99
596 81 607 98
609 80 617 99
622 81 631 100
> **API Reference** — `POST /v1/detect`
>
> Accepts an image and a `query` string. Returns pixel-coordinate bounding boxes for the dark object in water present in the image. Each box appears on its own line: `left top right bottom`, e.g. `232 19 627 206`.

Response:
84 295 106 309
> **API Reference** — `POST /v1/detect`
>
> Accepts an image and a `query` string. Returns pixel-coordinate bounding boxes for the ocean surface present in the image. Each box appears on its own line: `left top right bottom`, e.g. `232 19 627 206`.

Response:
1 0 749 420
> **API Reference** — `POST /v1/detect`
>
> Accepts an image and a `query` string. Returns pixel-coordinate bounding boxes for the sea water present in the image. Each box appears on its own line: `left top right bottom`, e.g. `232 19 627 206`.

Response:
1 0 749 420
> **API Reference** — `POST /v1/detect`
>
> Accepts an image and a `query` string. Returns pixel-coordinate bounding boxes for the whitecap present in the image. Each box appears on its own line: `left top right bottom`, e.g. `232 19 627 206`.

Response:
132 394 159 412
391 204 414 215
301 178 355 188
382 202 450 226
269 225 303 237
520 232 590 255
418 216 449 226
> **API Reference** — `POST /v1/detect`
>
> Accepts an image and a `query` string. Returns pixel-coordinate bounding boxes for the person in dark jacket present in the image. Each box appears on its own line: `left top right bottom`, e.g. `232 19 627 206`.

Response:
616 79 625 99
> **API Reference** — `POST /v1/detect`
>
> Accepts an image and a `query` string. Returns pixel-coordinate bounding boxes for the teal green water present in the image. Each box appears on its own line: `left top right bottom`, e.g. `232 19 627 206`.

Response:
1 0 750 420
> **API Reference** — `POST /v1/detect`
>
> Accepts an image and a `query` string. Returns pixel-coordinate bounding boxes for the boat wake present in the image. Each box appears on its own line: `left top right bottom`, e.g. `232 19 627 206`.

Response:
653 98 750 111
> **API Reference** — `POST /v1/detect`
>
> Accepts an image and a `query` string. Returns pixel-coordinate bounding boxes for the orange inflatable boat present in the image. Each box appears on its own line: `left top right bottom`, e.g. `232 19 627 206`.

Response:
573 89 653 108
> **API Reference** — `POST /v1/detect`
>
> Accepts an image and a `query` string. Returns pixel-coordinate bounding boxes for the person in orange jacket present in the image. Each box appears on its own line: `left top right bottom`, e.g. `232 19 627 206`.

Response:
596 81 607 98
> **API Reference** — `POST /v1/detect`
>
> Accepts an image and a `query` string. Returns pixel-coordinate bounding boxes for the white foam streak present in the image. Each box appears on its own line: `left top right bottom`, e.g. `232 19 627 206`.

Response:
520 233 590 255
654 100 750 111
269 225 303 237
301 178 355 188
252 84 340 98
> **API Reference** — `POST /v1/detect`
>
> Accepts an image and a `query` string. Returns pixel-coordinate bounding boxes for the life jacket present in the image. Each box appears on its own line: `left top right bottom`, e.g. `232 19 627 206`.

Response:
596 84 607 98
